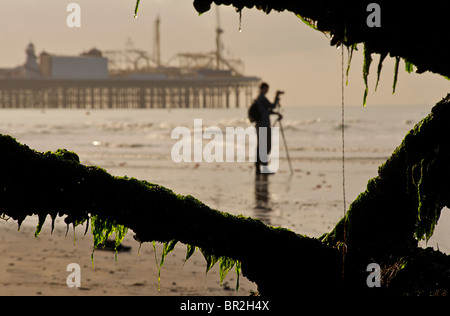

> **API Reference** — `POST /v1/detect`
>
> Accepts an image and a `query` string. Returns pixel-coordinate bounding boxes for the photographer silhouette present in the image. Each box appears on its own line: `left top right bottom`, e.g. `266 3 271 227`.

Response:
254 82 283 174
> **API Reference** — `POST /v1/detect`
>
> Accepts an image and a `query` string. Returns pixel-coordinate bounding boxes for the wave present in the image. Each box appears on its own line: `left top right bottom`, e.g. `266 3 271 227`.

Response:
91 140 152 149
96 121 154 132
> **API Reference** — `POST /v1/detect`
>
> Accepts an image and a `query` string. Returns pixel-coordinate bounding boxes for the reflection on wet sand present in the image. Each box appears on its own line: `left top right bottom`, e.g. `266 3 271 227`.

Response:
254 174 272 225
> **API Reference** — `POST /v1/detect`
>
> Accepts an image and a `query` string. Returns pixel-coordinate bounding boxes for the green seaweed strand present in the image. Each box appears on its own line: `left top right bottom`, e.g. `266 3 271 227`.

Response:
35 214 47 238
362 44 373 107
375 52 387 91
134 0 140 18
296 14 319 31
151 241 161 291
185 244 196 263
90 215 128 266
235 260 242 291
160 240 177 267
404 58 414 74
392 56 400 94
219 256 236 285
113 223 128 262
346 44 357 86
201 249 219 274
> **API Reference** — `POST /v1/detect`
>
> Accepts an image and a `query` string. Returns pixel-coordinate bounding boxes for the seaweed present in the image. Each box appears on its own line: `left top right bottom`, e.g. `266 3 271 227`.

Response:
201 249 219 274
90 215 128 264
392 56 400 94
322 94 450 258
362 44 372 107
134 0 140 18
219 256 236 285
34 214 47 238
345 44 357 86
375 52 387 91
296 14 319 31
405 59 414 74
161 240 178 267
185 244 196 262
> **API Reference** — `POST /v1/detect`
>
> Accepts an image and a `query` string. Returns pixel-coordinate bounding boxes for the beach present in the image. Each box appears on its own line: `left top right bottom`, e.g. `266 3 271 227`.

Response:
1 105 450 296
0 158 350 296
0 218 256 296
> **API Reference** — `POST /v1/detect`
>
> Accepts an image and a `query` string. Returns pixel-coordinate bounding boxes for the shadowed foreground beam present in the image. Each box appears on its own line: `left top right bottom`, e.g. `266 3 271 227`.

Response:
191 0 450 80
0 135 342 295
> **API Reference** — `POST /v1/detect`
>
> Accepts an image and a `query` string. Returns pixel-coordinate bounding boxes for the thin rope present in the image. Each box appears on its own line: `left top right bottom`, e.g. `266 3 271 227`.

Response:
341 45 347 279
341 47 347 219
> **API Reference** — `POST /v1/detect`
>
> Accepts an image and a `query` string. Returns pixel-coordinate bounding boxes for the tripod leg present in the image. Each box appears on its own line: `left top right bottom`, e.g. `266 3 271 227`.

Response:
278 119 294 175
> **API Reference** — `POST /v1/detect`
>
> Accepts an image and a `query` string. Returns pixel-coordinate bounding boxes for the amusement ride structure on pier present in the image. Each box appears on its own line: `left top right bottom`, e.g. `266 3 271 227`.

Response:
0 13 260 110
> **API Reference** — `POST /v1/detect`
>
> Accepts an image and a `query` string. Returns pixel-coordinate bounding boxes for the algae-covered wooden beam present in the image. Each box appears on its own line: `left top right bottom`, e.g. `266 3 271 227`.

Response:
322 94 450 262
190 0 450 80
315 94 450 295
0 134 342 295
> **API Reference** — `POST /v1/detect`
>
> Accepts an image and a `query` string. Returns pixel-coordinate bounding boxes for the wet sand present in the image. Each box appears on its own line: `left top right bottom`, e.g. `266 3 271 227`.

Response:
0 219 255 296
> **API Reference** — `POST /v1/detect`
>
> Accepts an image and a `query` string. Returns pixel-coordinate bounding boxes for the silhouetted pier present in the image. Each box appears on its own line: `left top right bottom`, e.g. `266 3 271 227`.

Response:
0 77 259 109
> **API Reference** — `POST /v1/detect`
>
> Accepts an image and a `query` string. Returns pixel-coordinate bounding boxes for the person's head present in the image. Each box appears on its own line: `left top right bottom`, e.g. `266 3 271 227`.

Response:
259 82 269 95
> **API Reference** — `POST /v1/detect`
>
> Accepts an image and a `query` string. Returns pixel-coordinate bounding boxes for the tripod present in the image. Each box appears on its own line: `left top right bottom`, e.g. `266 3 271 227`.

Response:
273 103 294 175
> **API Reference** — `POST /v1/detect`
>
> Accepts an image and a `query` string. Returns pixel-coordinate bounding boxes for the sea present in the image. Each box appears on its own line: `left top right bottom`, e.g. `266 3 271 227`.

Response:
1 104 449 251
0 105 429 165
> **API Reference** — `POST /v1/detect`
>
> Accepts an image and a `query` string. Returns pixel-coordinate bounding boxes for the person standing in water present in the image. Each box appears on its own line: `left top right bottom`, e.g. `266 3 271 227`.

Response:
254 82 283 174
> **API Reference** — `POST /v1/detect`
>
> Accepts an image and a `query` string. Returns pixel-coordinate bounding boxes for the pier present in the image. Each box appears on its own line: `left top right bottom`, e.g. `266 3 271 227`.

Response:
0 15 260 110
0 77 259 109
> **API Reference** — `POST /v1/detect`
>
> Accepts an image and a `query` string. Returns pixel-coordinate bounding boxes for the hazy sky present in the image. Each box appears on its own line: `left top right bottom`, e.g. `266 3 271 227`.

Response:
0 0 448 106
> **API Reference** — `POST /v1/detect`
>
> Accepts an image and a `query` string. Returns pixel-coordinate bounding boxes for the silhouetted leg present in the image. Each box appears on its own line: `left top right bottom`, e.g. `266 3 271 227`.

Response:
256 126 272 174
